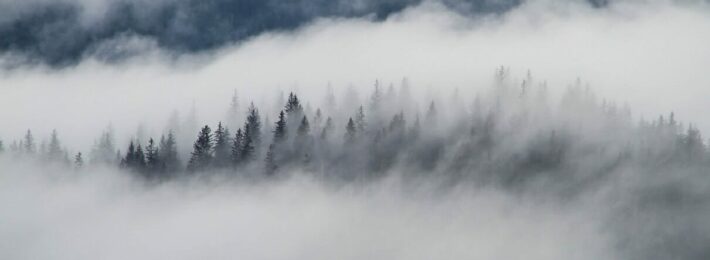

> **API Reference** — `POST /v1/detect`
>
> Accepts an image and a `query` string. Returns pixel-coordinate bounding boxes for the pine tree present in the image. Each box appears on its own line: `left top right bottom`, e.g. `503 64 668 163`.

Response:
355 106 366 133
47 129 63 162
159 131 180 173
121 141 136 169
313 108 323 131
0 139 4 154
285 93 304 135
145 138 161 176
135 144 146 172
74 152 83 170
91 127 116 165
23 129 35 155
240 130 255 163
297 116 310 138
187 125 213 172
321 117 333 140
264 144 277 176
232 128 245 166
345 118 356 144
273 111 287 144
213 122 232 168
370 80 383 113
244 102 262 152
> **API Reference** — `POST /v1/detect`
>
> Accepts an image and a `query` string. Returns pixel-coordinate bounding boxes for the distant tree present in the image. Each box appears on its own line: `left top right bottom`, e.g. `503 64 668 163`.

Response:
91 127 117 165
426 101 437 122
324 84 336 112
23 129 35 155
285 92 303 115
369 80 383 113
313 108 323 131
187 125 213 172
121 142 132 168
321 117 333 140
135 144 147 172
0 139 4 154
345 118 357 144
213 122 232 168
240 130 255 163
159 131 180 173
355 106 366 133
285 93 304 134
297 116 310 138
264 144 277 176
47 129 63 162
231 128 245 166
145 138 161 176
74 152 83 170
244 102 262 152
226 89 240 129
273 111 287 144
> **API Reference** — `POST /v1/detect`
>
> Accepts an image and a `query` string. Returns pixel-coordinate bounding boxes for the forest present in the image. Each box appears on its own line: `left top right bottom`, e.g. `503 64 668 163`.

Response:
2 68 707 194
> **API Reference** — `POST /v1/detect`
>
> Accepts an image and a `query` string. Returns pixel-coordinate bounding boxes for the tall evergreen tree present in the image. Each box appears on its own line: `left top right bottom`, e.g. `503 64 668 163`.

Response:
264 144 277 176
297 116 310 138
135 144 147 172
244 102 262 152
159 131 180 173
0 139 4 154
91 127 116 165
321 117 333 140
187 125 213 172
145 138 161 176
273 110 287 144
232 128 245 166
213 122 232 168
47 129 63 162
345 118 356 144
23 129 35 155
355 106 366 133
74 152 83 170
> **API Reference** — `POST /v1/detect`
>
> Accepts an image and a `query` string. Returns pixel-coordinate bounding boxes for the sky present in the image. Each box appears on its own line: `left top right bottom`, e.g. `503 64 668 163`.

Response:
1 0 710 151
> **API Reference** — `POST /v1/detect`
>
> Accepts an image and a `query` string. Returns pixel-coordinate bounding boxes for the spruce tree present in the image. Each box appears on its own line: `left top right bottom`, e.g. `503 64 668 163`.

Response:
321 117 333 140
47 129 63 162
244 102 262 151
297 116 310 138
159 131 180 173
355 106 366 133
134 144 146 172
240 130 255 163
273 111 287 144
145 138 161 176
231 128 245 166
0 139 4 154
213 122 232 168
121 141 136 169
187 125 213 172
74 152 83 170
345 118 357 144
24 129 35 155
264 144 277 176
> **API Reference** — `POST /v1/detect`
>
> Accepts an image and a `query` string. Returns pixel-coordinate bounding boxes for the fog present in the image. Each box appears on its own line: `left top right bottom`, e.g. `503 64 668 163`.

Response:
1 160 616 260
1 0 710 259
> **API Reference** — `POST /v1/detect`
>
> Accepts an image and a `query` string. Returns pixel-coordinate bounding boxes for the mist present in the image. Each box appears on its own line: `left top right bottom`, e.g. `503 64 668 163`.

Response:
1 0 710 259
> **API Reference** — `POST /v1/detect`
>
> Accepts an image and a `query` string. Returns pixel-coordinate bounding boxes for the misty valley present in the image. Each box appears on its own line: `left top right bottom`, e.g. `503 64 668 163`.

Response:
2 0 710 259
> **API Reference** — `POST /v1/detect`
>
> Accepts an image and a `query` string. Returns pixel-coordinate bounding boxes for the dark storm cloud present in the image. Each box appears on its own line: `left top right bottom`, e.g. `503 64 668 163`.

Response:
0 0 529 67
